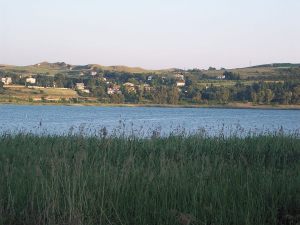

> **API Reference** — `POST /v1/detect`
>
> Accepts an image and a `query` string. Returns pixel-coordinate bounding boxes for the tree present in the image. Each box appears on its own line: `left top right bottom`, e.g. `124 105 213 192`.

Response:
223 71 240 80
91 86 106 99
251 91 257 103
292 86 300 103
265 89 274 104
216 88 230 103
257 90 265 104
192 93 202 104
152 86 168 104
0 81 4 94
168 87 179 105
110 93 125 103
54 74 66 88
283 91 293 104
137 88 144 103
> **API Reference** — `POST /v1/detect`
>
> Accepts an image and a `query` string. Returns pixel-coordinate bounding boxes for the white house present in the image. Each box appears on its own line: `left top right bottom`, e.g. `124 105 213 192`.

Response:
176 80 185 87
107 88 115 95
75 83 85 90
91 71 97 76
175 74 185 80
82 89 90 94
1 77 12 85
107 85 121 95
26 77 36 84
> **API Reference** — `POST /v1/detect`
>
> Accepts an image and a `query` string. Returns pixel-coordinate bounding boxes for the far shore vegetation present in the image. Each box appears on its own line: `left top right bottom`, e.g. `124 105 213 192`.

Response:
0 131 299 225
0 62 300 107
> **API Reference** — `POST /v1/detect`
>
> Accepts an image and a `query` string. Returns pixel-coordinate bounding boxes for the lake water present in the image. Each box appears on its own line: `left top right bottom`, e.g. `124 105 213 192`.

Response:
0 105 299 137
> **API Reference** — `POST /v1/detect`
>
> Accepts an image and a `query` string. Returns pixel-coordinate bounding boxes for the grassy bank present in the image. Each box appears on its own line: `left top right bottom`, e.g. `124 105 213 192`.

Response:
0 134 299 225
1 101 300 110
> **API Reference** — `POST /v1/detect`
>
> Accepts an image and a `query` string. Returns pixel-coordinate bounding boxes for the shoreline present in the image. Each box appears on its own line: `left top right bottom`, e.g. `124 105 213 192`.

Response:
1 101 300 110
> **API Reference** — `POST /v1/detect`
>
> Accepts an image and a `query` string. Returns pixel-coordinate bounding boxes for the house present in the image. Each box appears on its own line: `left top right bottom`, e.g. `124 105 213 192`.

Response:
123 82 135 87
107 84 121 95
123 82 136 93
176 80 185 87
82 89 90 94
26 77 36 84
147 76 153 81
143 84 152 92
1 77 12 85
91 71 97 76
75 83 85 90
75 83 90 94
107 88 114 95
175 74 185 80
217 75 226 80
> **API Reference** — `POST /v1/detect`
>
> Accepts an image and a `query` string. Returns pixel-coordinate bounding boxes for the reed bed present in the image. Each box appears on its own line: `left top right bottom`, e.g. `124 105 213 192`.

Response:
0 132 299 225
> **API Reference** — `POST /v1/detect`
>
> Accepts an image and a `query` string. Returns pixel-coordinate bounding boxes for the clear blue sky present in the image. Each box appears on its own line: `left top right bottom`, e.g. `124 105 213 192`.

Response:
0 0 299 69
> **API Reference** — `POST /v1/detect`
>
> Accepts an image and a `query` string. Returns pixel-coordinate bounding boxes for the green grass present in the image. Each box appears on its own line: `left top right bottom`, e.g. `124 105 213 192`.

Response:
0 133 299 225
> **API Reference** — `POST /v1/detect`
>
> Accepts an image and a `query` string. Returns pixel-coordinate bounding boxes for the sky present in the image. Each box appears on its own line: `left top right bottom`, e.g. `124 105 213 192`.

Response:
0 0 300 69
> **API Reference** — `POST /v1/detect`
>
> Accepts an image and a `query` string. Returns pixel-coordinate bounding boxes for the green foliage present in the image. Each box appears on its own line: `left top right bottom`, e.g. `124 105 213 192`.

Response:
1 63 300 105
223 71 241 80
110 93 125 103
0 134 299 225
0 81 4 94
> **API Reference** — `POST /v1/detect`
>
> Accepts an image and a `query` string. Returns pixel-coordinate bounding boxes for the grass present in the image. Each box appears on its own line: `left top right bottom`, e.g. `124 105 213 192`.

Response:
2 62 298 78
0 133 299 225
0 63 165 75
1 85 78 101
203 67 286 79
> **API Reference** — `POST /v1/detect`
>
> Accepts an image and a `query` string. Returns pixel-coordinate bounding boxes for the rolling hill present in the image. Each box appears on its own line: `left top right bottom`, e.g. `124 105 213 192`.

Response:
0 62 300 79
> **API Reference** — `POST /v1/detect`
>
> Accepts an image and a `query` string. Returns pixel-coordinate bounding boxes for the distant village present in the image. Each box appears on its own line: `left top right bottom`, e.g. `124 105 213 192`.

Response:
1 64 299 105
1 71 188 95
0 67 195 104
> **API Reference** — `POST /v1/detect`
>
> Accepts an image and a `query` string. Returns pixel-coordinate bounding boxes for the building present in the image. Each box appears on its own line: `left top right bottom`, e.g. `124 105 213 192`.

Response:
82 89 90 94
217 75 226 80
75 83 90 94
176 80 185 87
143 84 152 92
26 77 36 84
137 84 152 92
75 83 85 90
91 71 97 76
175 74 185 80
107 88 115 95
123 82 136 93
123 82 135 87
147 76 153 81
107 84 121 95
1 77 12 85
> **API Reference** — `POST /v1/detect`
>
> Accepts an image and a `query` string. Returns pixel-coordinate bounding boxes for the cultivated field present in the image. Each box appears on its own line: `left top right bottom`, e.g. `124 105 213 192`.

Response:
0 85 78 101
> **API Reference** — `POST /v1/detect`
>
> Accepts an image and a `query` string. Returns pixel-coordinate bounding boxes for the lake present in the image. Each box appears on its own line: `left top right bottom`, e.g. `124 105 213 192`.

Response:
1 105 299 137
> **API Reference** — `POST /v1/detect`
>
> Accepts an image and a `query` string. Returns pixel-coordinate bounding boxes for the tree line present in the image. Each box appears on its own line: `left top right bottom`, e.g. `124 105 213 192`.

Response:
0 70 300 105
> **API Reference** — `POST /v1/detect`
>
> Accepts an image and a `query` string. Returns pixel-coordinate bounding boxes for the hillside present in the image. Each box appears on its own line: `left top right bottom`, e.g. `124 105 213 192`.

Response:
1 62 299 79
0 62 167 75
